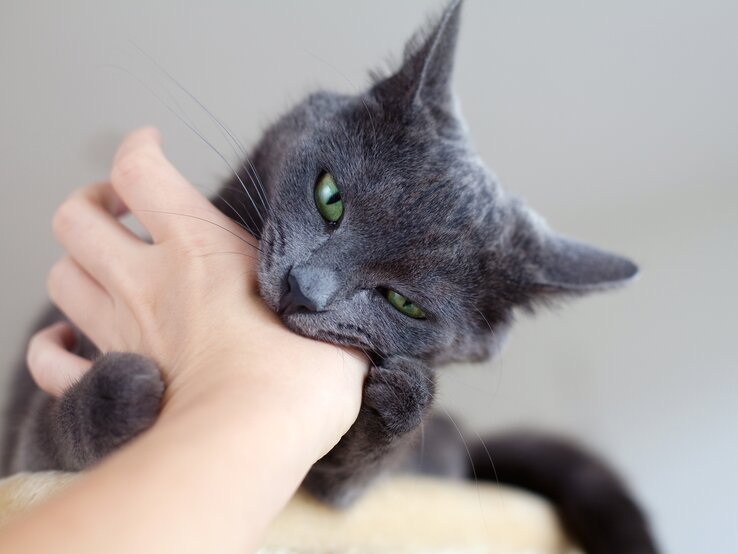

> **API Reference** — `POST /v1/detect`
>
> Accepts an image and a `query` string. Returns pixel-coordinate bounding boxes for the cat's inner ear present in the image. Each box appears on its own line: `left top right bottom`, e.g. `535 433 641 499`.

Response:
371 0 462 110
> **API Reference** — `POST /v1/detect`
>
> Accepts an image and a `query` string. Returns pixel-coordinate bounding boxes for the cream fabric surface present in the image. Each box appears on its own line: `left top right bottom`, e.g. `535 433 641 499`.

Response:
0 472 580 553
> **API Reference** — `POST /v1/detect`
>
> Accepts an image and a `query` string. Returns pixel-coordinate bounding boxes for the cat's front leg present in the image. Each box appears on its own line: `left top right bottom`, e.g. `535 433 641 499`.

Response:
9 352 163 473
302 356 434 506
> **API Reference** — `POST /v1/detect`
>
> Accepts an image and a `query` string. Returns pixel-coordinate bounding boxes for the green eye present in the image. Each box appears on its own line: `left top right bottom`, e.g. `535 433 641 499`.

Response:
385 290 426 319
314 173 343 223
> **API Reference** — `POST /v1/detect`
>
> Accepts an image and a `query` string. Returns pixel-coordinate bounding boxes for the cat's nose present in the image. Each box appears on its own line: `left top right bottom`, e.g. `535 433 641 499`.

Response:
279 266 337 315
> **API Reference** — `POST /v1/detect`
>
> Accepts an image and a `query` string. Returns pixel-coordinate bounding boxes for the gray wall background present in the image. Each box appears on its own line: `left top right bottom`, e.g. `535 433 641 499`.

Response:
1 1 736 552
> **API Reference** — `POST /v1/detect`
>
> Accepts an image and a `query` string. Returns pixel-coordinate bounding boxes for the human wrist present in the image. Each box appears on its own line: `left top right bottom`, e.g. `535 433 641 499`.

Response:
161 333 366 462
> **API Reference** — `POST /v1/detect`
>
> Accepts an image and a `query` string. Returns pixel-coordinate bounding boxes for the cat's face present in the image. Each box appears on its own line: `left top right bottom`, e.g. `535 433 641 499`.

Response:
256 91 503 364
223 0 637 365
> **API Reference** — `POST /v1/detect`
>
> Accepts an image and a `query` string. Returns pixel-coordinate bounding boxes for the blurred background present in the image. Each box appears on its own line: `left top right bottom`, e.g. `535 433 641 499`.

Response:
1 1 736 551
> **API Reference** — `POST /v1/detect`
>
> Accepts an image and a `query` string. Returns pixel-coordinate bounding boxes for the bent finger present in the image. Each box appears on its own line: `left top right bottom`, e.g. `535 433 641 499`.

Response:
111 127 221 242
52 182 143 291
47 256 116 351
27 322 92 397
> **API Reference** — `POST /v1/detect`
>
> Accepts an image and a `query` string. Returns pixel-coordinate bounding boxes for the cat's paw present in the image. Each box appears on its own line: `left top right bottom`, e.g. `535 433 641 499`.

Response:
363 357 434 437
84 352 164 451
302 358 434 506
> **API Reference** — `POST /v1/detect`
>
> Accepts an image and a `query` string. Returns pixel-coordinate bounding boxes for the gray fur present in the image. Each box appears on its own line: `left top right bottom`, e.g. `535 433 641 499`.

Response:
1 2 656 552
2 307 163 474
222 4 638 505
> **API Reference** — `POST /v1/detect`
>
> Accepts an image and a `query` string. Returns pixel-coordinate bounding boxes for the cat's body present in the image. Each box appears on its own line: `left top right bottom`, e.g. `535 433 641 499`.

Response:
1 2 659 552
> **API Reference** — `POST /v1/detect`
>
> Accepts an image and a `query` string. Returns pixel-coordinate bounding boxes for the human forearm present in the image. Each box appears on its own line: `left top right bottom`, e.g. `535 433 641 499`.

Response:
1 128 366 553
0 342 364 554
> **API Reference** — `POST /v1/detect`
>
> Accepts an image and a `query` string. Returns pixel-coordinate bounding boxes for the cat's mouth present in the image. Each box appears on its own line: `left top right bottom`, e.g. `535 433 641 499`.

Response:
259 251 378 357
279 310 376 358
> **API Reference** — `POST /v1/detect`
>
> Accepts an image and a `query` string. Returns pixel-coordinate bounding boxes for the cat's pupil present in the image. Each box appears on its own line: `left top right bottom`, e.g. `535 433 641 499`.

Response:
314 172 344 223
385 289 426 319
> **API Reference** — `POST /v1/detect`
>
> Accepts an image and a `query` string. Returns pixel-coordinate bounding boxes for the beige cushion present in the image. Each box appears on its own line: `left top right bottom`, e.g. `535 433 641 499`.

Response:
0 472 579 553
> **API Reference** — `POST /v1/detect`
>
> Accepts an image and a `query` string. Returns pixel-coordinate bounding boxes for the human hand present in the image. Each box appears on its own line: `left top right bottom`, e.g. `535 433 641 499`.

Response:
29 127 366 456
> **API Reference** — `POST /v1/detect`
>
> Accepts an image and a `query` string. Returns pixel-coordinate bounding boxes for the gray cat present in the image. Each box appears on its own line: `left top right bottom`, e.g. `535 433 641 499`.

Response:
1 2 659 553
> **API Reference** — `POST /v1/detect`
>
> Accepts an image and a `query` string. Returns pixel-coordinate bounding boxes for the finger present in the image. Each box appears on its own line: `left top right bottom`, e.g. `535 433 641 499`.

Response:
52 182 143 291
47 256 115 350
27 322 92 397
111 127 220 242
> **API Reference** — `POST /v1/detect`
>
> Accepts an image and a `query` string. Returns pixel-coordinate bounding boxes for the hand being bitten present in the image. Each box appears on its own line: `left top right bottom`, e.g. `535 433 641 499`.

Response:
28 127 366 458
45 127 261 379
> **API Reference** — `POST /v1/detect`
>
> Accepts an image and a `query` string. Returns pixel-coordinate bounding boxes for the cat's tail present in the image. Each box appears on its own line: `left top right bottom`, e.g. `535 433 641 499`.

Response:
467 432 660 554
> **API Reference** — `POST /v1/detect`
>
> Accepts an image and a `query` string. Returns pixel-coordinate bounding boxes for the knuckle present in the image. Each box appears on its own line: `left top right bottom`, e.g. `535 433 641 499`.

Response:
25 332 42 370
111 150 154 189
178 237 210 259
137 278 160 313
128 293 160 341
46 260 65 300
116 269 154 317
51 197 81 237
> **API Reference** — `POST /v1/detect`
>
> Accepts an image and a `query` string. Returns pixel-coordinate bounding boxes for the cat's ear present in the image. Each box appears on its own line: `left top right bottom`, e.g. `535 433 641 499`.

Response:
371 0 462 111
527 234 639 293
505 206 639 295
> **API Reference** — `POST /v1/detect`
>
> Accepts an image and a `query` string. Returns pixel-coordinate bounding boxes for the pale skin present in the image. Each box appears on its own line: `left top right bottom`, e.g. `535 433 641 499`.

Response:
0 127 367 554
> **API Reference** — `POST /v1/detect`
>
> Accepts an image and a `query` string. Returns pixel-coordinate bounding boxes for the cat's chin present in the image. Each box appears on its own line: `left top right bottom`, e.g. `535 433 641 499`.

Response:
280 311 330 340
279 312 370 353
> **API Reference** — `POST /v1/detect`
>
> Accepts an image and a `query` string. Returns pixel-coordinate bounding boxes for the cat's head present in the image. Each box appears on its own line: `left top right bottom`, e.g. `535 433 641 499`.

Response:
226 0 637 365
